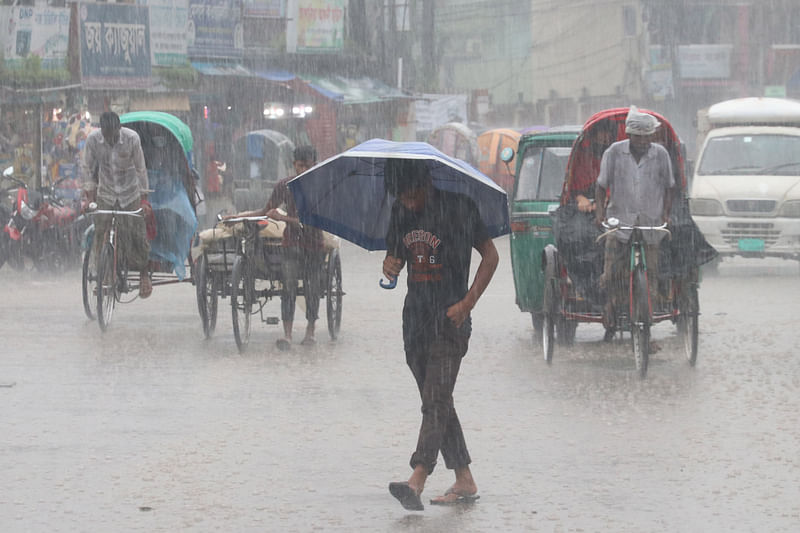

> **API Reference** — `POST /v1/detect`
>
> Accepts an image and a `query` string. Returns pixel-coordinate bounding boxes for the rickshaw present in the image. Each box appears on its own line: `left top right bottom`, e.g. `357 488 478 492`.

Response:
539 108 711 377
426 122 480 168
231 129 295 212
81 111 200 331
477 127 521 194
501 126 582 336
193 214 343 352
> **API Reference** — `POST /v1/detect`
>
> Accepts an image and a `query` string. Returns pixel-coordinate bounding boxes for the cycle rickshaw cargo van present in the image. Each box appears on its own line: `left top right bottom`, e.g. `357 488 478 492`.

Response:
689 97 800 261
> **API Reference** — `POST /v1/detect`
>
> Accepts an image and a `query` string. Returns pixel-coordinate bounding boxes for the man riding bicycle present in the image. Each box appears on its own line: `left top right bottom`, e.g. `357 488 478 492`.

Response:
81 111 153 298
594 106 674 340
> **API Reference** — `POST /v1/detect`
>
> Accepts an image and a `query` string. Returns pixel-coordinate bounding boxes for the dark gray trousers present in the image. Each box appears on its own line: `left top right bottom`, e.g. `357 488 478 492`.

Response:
405 317 471 474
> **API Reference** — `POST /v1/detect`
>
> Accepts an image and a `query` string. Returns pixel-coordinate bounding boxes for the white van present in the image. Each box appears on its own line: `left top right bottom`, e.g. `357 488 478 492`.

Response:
690 97 800 261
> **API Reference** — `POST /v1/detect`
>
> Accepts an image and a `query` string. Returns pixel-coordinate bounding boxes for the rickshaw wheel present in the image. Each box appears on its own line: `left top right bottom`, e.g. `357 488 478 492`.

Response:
195 254 218 339
82 249 96 320
96 244 117 332
542 279 557 364
631 268 650 378
557 319 576 346
326 249 342 340
531 313 543 339
231 255 253 352
542 312 555 364
679 285 699 366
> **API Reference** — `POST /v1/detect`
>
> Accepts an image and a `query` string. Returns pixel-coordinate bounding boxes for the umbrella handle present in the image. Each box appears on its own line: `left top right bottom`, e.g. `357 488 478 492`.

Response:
379 277 397 289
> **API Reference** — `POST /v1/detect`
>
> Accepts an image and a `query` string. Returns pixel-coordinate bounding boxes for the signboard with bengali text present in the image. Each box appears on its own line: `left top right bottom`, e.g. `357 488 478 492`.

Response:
2 6 70 70
678 44 732 79
243 0 283 18
296 0 344 52
187 0 243 59
79 2 152 89
140 0 189 67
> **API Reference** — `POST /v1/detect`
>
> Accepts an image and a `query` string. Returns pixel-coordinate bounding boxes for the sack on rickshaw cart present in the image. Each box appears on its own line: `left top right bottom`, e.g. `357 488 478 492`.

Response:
555 107 717 299
194 215 339 269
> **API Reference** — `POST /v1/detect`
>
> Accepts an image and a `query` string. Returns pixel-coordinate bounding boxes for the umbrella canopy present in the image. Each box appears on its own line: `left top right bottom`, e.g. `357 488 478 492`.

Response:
288 138 510 251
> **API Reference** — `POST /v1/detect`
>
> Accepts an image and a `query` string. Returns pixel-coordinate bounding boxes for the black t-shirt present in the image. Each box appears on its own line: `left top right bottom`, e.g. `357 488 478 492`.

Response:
386 189 490 335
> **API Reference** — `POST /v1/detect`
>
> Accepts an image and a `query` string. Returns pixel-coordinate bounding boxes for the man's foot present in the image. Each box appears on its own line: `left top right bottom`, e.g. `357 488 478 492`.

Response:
430 487 480 505
603 327 616 342
650 340 662 353
139 273 152 299
300 336 316 346
275 338 291 351
388 482 424 511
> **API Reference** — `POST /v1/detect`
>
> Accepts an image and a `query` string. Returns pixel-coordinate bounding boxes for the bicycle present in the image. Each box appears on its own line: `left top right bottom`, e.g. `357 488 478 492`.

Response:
597 217 671 377
83 203 145 332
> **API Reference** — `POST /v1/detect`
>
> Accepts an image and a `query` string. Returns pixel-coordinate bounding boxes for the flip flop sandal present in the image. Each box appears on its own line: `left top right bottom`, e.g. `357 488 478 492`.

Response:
429 487 480 506
388 482 424 511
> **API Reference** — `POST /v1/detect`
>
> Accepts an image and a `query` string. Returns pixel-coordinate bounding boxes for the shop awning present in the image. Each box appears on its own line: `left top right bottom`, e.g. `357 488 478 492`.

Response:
191 62 254 77
253 69 297 83
130 93 190 112
299 74 407 105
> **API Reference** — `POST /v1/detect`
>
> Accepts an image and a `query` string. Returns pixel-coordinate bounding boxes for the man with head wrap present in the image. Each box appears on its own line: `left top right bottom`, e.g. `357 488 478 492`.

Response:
594 106 675 341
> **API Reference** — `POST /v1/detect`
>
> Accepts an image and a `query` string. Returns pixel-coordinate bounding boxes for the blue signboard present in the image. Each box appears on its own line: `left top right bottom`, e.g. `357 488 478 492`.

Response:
79 3 152 89
187 0 243 59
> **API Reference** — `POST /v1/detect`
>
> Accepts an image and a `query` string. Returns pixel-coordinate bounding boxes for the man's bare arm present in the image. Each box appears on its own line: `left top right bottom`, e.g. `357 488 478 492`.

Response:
447 238 499 327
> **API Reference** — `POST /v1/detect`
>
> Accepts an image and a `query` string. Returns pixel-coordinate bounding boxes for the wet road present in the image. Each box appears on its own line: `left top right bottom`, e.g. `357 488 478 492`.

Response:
1 237 799 532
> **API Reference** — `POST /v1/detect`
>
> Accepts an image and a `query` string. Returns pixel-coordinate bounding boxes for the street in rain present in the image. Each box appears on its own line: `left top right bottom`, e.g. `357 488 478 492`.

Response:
1 237 799 532
4 1 800 531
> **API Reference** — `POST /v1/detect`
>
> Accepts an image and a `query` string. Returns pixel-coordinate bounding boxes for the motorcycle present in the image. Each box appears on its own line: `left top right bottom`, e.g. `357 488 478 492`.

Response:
2 166 86 272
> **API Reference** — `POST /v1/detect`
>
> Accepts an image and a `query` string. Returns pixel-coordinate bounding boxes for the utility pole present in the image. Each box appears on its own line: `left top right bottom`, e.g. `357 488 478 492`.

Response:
421 0 436 92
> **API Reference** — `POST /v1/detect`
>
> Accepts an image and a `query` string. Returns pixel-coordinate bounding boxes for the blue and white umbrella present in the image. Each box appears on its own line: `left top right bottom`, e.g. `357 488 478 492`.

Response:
288 138 510 251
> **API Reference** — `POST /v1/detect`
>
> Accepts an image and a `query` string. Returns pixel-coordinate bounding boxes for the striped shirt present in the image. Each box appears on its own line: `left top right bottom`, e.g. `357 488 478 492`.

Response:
81 127 148 207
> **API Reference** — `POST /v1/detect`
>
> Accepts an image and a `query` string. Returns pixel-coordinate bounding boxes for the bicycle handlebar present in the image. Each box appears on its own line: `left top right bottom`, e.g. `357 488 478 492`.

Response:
219 215 272 224
86 203 143 217
596 219 671 243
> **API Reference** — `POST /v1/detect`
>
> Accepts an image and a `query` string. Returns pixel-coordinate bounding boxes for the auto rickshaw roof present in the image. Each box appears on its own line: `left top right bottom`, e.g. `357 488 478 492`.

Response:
120 111 193 156
478 128 521 140
520 125 582 142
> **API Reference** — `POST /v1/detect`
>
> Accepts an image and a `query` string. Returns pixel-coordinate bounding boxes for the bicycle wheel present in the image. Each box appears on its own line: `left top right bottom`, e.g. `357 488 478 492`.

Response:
541 279 556 363
195 254 219 339
81 249 95 320
326 248 343 340
679 285 699 366
96 243 116 332
557 318 577 346
631 267 650 378
231 255 253 352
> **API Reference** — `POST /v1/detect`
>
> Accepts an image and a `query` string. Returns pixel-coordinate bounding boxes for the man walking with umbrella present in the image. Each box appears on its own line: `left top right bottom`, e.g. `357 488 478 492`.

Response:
382 159 499 510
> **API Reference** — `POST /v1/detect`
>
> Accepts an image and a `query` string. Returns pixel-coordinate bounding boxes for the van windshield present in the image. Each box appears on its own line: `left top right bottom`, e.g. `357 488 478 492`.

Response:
516 146 571 201
698 134 800 175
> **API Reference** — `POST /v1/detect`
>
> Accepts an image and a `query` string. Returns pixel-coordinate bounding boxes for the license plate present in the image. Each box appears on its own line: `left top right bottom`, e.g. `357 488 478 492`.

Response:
738 238 765 252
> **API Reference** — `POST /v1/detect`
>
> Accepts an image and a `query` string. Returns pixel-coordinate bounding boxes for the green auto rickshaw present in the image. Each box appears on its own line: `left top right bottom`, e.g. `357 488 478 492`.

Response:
502 126 581 335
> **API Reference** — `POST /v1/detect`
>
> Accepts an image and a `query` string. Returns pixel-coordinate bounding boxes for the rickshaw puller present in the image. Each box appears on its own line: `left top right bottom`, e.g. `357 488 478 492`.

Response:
594 106 674 340
223 146 324 350
81 111 153 298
